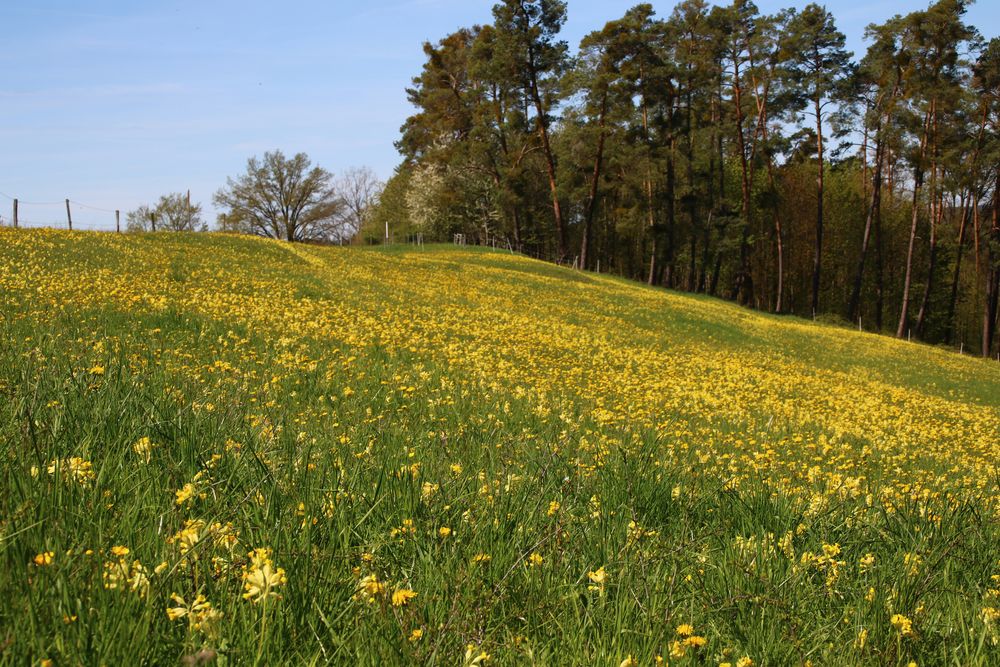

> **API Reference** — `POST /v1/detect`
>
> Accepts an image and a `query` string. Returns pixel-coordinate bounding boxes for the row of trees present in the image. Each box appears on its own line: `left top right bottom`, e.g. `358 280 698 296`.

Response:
128 154 382 243
370 0 1000 357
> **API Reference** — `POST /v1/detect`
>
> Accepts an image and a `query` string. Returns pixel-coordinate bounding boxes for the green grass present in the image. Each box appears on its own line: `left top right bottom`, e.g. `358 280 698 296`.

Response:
1 230 999 666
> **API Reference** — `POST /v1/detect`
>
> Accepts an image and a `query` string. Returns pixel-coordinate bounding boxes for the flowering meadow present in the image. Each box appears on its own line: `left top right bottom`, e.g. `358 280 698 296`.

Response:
1 228 999 665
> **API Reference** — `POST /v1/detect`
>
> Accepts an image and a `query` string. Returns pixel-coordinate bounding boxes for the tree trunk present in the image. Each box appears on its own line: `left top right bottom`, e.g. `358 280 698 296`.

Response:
848 131 884 324
945 197 971 345
685 79 698 292
984 171 1000 357
811 92 824 318
875 196 885 332
580 92 608 271
664 134 677 288
896 110 931 339
526 62 566 261
915 104 941 338
732 55 753 305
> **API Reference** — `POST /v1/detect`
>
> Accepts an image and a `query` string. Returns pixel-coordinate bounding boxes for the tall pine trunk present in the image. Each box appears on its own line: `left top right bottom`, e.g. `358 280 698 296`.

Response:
897 110 931 339
811 91 825 318
984 171 1000 357
945 197 971 344
580 91 608 272
527 63 566 261
848 128 884 324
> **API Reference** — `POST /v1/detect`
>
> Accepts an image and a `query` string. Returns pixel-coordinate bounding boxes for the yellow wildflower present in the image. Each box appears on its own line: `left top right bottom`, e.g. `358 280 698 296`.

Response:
133 437 154 462
391 588 418 607
669 640 686 659
33 552 55 566
891 613 914 637
242 548 286 603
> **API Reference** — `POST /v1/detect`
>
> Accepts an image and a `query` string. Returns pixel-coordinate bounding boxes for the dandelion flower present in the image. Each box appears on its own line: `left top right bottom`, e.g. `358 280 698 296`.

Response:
33 552 55 566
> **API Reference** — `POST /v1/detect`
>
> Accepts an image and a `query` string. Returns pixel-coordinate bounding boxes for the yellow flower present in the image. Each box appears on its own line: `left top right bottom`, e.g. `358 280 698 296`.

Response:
420 482 439 501
675 623 695 637
669 640 686 659
242 548 286 603
409 628 424 642
166 593 189 621
174 482 200 507
33 552 55 566
110 545 130 557
166 593 222 637
133 437 154 462
619 657 637 667
464 644 491 665
103 558 149 595
168 519 206 556
472 553 491 565
391 588 418 607
527 552 543 567
587 566 608 592
891 613 914 637
88 365 105 375
438 526 452 538
684 635 707 648
547 500 560 516
357 574 387 601
45 457 96 486
983 606 1000 624
736 658 754 667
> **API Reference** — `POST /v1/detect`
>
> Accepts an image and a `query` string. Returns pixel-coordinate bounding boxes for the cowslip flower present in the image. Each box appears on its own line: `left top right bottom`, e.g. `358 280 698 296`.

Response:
891 613 914 637
242 548 286 603
166 593 222 637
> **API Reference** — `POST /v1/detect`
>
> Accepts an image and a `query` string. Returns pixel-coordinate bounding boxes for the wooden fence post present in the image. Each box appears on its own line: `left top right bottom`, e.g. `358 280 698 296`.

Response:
116 210 121 233
65 199 72 230
12 198 17 228
150 211 156 232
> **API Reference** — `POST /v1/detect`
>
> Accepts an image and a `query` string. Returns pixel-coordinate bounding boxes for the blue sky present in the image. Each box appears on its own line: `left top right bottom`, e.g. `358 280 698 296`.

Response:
2 0 997 230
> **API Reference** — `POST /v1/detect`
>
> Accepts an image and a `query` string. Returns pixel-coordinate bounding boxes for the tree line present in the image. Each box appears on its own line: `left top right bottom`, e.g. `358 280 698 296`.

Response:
368 0 1000 358
127 155 382 244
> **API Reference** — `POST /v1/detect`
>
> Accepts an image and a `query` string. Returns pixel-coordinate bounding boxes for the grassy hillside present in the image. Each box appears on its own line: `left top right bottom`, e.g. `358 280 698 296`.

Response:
1 228 999 665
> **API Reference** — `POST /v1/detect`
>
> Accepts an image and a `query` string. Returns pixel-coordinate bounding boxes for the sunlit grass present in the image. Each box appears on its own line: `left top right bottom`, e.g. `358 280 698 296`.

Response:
1 229 998 665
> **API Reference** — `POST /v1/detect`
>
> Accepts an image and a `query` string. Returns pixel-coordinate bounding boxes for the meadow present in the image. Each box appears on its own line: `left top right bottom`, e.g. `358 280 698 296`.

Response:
1 228 999 665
